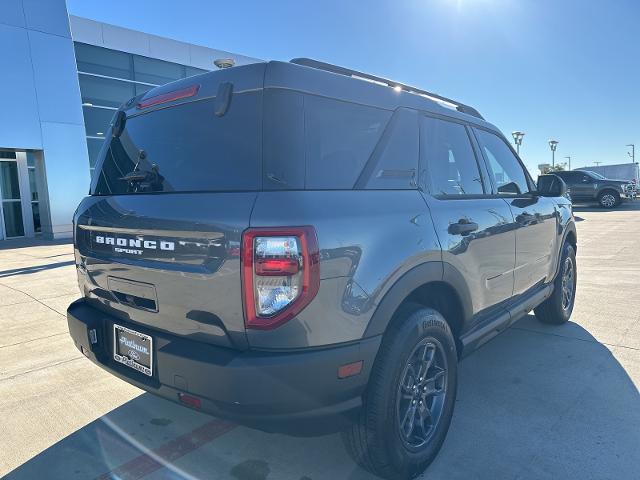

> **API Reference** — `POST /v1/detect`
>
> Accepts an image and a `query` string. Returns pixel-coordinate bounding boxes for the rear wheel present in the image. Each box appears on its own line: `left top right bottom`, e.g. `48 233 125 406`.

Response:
342 305 457 479
598 190 620 208
534 242 576 324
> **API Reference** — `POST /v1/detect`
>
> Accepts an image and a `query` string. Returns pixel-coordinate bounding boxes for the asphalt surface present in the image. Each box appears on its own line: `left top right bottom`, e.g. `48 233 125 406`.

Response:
1 204 639 480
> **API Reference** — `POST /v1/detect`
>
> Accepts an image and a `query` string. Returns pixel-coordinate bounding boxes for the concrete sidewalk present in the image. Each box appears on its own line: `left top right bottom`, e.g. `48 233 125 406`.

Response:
1 207 639 479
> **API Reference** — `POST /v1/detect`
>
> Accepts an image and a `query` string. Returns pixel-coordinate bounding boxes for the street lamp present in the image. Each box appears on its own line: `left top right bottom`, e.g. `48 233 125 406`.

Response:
512 131 525 155
548 140 559 168
564 156 571 171
627 144 635 164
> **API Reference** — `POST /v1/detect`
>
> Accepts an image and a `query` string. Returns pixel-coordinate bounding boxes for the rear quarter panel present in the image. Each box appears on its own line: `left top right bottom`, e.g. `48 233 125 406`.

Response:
247 190 441 349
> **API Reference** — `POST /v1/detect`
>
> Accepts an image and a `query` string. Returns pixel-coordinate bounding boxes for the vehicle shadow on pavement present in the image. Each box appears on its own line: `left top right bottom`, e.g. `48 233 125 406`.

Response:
5 316 639 480
0 260 75 278
0 238 72 251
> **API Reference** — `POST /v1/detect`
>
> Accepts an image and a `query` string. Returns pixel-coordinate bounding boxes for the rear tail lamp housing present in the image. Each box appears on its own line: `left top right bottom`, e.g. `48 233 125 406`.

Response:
242 227 320 330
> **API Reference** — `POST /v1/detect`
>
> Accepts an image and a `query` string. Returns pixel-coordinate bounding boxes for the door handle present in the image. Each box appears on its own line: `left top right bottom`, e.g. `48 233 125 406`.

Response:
448 220 479 236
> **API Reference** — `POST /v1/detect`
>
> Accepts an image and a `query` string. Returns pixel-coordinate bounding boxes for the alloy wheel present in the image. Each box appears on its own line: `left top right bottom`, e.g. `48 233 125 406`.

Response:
601 194 616 208
561 256 575 311
396 338 448 449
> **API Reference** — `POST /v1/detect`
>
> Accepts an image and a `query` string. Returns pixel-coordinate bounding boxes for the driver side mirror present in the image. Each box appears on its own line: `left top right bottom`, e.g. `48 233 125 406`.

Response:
537 174 567 197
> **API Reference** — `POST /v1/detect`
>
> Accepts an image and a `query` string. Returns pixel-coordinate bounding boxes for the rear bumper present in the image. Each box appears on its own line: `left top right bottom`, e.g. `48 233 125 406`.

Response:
67 298 381 434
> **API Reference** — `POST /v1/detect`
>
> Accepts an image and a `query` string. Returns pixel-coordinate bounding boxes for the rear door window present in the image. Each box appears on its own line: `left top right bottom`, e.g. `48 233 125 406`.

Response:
92 92 261 195
420 116 485 196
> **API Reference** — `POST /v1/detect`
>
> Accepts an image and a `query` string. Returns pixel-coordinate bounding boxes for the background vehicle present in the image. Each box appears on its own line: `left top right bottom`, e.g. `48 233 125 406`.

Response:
554 170 633 208
67 59 577 479
576 163 639 186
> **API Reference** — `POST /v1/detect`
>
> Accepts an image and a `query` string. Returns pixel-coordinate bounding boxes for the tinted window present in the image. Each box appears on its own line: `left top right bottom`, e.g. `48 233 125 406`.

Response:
186 66 209 78
585 170 605 179
263 89 306 190
92 92 261 195
75 43 133 79
421 117 484 196
86 138 105 169
78 75 135 108
83 106 115 137
304 96 391 189
133 56 185 85
475 129 532 195
556 171 579 183
359 109 419 190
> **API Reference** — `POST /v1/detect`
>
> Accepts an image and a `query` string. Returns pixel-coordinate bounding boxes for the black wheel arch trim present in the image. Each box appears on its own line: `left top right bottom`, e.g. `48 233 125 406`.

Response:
553 220 577 279
598 187 621 197
363 261 473 338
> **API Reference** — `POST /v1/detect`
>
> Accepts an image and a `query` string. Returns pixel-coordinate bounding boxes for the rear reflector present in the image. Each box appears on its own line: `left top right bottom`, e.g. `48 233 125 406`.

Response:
137 85 199 109
338 361 364 379
178 393 202 409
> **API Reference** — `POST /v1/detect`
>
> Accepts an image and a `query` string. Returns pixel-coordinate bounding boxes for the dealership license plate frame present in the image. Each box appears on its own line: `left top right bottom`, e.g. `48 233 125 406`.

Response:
113 324 153 377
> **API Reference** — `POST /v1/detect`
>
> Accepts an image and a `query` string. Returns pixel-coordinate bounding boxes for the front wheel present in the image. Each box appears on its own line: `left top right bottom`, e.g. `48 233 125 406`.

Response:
534 242 577 324
342 305 457 479
598 190 620 208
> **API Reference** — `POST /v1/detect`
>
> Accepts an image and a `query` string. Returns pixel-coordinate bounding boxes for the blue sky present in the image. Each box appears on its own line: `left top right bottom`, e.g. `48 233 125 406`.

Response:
67 0 640 175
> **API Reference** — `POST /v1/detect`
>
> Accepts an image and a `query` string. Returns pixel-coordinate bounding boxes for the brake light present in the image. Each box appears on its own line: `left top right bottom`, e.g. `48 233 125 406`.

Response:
242 227 320 330
137 84 199 109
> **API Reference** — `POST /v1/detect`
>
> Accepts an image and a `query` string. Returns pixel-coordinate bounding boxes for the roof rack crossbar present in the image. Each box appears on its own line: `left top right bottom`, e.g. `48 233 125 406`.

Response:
290 58 483 120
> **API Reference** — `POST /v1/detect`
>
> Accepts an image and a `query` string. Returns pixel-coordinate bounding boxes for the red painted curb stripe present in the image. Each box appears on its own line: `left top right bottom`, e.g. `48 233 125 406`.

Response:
94 419 236 480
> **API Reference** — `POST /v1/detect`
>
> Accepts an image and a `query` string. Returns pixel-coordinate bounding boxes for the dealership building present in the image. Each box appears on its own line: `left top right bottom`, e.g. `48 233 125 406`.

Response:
0 0 260 240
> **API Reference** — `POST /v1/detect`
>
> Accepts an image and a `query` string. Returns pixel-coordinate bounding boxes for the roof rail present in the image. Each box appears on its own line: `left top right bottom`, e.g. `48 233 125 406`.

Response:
290 58 484 120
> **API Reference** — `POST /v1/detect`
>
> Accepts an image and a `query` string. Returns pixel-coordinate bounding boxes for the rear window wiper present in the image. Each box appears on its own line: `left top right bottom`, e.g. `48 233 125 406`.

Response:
119 152 164 192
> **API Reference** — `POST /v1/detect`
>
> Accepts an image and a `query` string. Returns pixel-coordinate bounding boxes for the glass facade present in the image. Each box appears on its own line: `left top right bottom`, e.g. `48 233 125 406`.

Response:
74 42 209 175
0 160 25 238
26 152 41 234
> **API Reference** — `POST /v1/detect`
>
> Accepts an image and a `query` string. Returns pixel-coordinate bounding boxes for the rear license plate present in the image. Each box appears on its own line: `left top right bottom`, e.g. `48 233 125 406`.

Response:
113 324 153 376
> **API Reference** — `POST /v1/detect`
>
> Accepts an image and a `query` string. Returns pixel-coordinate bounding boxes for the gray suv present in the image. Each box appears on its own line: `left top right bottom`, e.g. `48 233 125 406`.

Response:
67 58 577 479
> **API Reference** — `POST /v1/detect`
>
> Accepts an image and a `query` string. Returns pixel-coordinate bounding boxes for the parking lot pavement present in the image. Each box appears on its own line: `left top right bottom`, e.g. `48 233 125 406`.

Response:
2 205 639 480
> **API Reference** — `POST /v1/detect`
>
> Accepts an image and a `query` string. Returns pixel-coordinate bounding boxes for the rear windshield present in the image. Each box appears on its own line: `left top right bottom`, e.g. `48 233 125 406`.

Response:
92 92 261 195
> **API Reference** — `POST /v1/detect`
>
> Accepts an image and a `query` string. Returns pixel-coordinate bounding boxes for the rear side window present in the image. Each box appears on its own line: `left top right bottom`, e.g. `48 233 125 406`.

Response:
474 129 533 195
304 96 390 189
420 116 484 196
356 108 419 190
92 92 261 195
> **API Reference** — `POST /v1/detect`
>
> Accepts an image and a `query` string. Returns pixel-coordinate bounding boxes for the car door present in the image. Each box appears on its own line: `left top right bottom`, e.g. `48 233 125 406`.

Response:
569 172 596 199
473 128 558 296
419 116 516 316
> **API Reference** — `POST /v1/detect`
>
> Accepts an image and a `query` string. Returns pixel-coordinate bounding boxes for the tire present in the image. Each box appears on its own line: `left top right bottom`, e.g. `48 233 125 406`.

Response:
342 304 458 479
534 242 577 325
598 190 620 208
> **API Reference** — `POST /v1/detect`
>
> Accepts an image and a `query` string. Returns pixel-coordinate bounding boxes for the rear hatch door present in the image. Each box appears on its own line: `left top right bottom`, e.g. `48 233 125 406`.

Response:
75 63 265 350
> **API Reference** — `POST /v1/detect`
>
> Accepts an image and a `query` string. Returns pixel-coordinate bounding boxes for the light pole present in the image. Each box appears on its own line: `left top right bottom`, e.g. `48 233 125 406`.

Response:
627 144 635 164
548 140 559 168
512 131 525 155
564 156 571 171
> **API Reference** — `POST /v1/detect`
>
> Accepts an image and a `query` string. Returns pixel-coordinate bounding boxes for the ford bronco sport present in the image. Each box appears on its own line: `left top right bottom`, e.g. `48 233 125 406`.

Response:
67 58 577 479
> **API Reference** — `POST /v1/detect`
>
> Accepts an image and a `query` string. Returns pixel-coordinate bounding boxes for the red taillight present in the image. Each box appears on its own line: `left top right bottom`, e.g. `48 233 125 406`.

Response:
137 85 199 109
255 257 300 276
241 227 320 330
